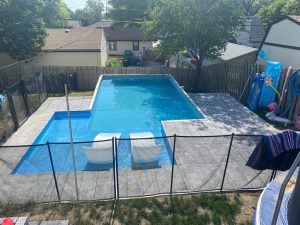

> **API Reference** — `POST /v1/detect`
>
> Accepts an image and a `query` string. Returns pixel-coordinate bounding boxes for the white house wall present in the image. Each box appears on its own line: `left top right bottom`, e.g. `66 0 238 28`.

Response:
29 52 101 67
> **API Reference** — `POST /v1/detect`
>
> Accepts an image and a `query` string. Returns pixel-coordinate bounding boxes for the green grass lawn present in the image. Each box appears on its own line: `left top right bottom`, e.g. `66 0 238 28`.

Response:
0 193 257 225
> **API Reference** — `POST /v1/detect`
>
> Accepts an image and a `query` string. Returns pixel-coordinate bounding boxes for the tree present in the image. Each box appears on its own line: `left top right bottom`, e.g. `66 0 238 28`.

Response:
74 0 103 26
239 0 261 16
0 0 46 60
42 0 70 28
258 0 300 28
144 0 244 88
107 0 158 27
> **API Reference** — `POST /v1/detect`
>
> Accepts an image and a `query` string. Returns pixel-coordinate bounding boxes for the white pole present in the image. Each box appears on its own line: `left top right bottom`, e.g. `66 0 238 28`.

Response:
65 84 79 202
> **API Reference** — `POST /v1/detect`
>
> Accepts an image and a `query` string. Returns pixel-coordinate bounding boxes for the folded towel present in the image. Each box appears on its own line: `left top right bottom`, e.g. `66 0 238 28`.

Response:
262 130 300 158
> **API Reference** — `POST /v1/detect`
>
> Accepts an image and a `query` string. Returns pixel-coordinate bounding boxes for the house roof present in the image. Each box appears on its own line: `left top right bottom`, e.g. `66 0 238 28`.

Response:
288 15 300 24
104 27 155 41
220 43 257 61
43 27 102 52
249 17 265 42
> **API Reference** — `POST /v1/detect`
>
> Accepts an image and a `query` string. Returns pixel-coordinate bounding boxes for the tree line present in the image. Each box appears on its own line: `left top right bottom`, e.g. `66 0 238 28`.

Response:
1 0 300 66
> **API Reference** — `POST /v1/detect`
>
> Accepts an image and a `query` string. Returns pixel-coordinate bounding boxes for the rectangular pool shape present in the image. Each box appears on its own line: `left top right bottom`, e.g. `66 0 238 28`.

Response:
13 75 204 174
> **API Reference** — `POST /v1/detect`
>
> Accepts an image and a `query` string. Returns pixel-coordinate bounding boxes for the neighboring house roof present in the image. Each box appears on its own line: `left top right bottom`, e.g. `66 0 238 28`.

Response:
104 27 155 41
220 43 257 61
287 15 300 24
43 27 102 52
68 20 81 28
249 17 265 42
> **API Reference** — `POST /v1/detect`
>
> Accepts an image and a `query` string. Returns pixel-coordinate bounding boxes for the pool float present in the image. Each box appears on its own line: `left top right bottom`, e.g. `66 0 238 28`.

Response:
258 61 282 108
248 73 265 111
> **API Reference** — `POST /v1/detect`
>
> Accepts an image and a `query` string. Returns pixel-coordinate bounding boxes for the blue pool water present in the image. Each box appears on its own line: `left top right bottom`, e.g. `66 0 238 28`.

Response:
13 75 204 174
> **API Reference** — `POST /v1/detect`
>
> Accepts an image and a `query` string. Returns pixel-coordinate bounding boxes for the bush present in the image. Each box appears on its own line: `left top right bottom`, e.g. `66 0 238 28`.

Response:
105 58 123 67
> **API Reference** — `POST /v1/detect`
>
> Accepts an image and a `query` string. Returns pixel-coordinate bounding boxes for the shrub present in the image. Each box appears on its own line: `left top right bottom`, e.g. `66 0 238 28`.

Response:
106 58 123 67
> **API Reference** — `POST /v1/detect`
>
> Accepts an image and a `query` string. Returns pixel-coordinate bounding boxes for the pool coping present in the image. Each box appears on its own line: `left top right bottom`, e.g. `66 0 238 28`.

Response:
88 74 207 120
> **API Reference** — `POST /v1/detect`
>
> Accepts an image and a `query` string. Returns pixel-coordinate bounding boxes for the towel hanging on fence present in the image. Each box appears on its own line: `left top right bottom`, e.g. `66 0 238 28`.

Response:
246 130 300 171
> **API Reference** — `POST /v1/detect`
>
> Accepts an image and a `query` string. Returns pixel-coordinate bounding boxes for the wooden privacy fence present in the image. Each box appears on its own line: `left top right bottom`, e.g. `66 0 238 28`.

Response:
0 66 198 92
0 63 299 120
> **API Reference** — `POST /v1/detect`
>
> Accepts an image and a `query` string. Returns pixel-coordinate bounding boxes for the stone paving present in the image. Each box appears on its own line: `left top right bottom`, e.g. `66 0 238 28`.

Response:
0 93 278 202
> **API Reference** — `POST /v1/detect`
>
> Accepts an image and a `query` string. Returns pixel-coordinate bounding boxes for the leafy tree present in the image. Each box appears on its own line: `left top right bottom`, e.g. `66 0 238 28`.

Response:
42 0 70 28
74 0 103 26
144 0 244 88
258 0 300 28
107 0 158 27
0 0 46 60
239 0 261 16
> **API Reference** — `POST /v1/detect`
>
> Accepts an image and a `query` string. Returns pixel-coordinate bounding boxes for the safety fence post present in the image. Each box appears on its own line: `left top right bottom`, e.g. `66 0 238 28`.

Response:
112 137 117 200
220 133 234 192
115 137 119 199
6 91 19 130
20 78 30 116
170 134 177 196
47 142 61 201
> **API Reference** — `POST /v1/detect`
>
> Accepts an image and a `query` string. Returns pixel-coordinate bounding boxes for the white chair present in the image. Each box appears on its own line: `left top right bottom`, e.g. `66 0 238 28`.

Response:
82 133 121 164
130 132 163 169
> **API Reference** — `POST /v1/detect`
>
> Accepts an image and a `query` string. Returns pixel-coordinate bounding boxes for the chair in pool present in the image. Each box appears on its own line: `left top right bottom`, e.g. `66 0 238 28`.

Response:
82 133 121 164
130 132 163 169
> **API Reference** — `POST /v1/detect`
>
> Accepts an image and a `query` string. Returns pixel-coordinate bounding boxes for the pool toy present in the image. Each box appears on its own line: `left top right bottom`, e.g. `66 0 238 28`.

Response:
258 61 282 108
248 73 265 110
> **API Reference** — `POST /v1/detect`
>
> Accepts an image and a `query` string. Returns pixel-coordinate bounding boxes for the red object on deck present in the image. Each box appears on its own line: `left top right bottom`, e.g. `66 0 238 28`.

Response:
1 218 14 225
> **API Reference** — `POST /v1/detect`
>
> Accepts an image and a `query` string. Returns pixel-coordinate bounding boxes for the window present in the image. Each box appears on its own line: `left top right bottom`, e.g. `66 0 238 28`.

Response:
133 41 139 51
109 41 117 51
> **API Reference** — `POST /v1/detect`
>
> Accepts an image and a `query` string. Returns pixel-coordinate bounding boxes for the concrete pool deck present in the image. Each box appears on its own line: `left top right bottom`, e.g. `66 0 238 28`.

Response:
0 93 277 202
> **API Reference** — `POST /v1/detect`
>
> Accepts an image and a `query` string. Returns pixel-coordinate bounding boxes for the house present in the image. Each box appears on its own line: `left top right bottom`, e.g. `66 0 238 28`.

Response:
235 16 265 48
101 27 156 65
0 26 102 67
258 15 300 68
169 43 258 68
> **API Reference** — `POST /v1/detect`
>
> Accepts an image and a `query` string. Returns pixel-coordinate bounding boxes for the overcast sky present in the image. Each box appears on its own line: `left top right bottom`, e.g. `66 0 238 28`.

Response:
64 0 108 11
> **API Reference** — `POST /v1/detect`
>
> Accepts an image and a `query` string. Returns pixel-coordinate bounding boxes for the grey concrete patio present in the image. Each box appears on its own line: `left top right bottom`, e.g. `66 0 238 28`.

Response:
0 93 278 202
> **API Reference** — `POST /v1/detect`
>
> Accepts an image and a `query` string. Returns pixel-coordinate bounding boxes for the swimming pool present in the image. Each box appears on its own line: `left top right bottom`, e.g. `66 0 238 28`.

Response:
13 75 204 174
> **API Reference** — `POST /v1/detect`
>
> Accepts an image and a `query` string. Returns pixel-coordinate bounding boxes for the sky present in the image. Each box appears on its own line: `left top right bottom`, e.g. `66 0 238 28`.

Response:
64 0 108 11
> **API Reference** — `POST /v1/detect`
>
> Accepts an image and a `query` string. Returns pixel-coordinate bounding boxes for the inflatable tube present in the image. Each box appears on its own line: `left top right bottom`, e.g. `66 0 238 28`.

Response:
248 73 265 111
259 61 282 108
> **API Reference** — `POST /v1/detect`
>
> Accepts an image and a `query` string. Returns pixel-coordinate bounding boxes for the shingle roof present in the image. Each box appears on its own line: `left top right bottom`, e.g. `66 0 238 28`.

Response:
104 27 155 41
220 43 257 61
249 17 265 42
43 27 101 52
288 15 300 23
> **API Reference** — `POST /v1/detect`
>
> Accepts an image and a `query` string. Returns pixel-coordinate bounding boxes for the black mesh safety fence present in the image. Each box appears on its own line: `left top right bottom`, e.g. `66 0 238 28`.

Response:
0 91 15 143
7 82 28 126
45 73 77 96
23 72 47 114
223 135 273 191
0 71 78 145
0 144 57 203
48 139 115 202
0 134 285 204
116 136 174 199
173 135 233 194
